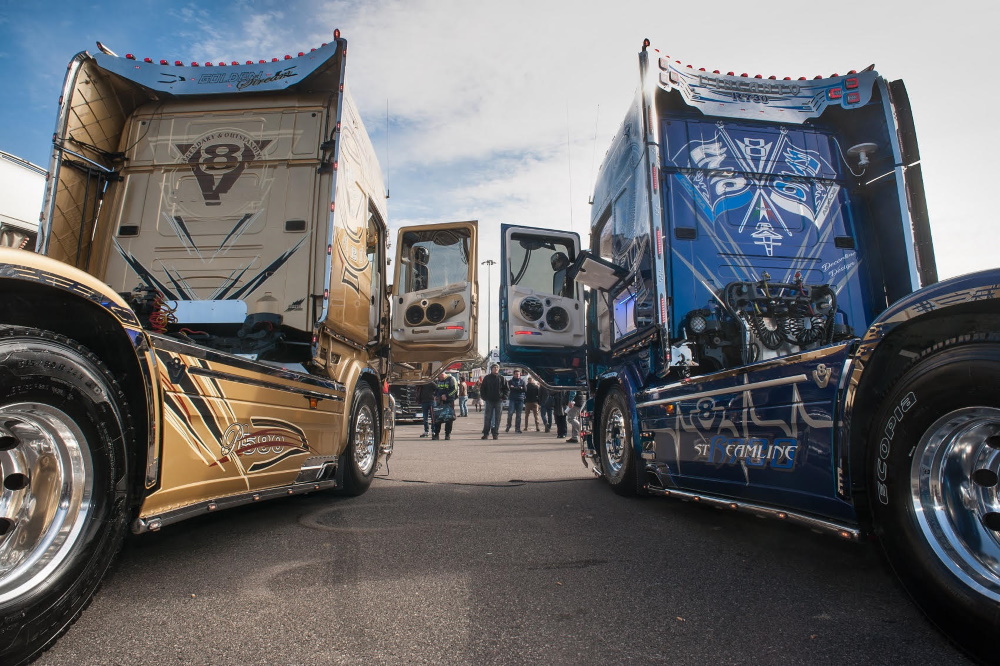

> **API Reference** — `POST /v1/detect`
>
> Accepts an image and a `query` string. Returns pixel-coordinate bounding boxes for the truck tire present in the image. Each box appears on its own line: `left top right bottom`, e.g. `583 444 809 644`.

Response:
598 387 641 496
868 341 1000 662
0 327 132 666
336 383 379 497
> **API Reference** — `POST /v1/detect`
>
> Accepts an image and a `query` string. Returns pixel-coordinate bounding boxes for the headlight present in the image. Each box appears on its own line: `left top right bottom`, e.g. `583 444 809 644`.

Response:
689 314 707 334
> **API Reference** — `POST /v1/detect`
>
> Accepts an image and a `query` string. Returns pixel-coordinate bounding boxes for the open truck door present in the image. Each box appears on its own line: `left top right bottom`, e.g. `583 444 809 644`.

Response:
499 224 587 388
391 221 478 381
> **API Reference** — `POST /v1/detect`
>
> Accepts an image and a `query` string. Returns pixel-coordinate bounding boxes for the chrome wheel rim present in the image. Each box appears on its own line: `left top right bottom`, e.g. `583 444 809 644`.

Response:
603 405 627 475
0 403 93 604
353 402 376 475
912 406 1000 602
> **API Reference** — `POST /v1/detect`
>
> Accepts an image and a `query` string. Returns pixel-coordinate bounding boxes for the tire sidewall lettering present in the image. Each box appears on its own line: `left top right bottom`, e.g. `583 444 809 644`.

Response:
875 391 916 506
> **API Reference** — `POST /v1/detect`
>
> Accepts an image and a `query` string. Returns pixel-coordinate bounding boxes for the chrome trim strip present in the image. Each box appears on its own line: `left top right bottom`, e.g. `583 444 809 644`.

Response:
187 366 344 402
636 374 809 408
39 51 90 255
644 485 859 540
151 333 346 393
132 479 339 534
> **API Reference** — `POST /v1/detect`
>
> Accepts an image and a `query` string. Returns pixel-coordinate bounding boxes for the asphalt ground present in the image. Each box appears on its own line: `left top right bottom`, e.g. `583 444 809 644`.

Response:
37 409 970 665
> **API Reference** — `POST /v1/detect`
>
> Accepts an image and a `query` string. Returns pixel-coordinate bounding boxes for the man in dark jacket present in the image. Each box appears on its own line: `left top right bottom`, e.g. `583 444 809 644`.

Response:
432 371 459 440
479 364 508 440
418 381 436 437
553 390 568 438
505 369 527 433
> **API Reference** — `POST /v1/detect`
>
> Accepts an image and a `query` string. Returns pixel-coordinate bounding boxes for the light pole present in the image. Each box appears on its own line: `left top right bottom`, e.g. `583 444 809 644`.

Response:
481 259 496 361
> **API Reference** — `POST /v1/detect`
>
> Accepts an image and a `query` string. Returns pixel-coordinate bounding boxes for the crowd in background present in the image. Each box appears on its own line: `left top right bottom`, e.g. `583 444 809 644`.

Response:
416 364 585 443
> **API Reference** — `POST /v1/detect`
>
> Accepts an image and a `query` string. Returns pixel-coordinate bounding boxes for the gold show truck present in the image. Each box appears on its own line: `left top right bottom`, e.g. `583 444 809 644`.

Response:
0 32 478 664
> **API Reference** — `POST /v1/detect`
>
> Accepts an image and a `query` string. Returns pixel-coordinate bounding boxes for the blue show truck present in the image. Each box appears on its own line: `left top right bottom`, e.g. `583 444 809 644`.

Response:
500 41 998 660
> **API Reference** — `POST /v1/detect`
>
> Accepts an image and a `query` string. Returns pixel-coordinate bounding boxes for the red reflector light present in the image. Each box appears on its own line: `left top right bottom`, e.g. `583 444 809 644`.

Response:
272 58 279 62
143 57 152 63
247 60 253 64
191 62 199 67
231 61 238 66
175 61 183 66
845 77 859 89
205 62 213 66
160 60 168 65
847 92 861 104
828 88 843 100
445 326 464 330
126 54 135 60
259 60 266 64
218 62 226 66
284 54 292 60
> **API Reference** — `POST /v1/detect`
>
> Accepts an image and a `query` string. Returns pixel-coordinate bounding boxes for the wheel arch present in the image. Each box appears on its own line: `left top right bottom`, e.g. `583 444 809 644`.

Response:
0 276 157 509
846 301 1000 526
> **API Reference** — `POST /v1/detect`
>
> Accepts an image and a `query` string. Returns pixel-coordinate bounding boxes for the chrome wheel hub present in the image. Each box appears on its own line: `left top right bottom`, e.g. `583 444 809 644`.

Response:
912 406 1000 602
0 403 93 604
354 404 376 475
603 406 626 475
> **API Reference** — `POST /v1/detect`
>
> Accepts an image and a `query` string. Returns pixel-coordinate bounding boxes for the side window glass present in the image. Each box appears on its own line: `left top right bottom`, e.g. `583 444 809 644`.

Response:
605 189 655 343
507 235 576 299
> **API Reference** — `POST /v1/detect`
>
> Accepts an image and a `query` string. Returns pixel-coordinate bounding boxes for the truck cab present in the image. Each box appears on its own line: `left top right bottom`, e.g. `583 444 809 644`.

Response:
501 41 1000 662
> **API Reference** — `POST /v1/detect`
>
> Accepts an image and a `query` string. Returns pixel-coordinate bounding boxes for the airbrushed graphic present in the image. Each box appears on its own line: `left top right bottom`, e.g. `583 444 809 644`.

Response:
671 125 841 257
156 350 312 478
665 123 863 320
111 127 308 302
219 418 311 472
176 129 273 207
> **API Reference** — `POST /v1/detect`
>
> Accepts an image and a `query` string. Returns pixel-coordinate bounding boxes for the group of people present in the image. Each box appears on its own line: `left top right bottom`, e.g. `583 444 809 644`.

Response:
415 365 584 443
478 364 582 442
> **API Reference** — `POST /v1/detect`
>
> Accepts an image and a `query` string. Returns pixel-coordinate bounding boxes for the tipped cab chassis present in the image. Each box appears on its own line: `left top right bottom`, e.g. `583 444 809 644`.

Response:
501 40 1000 661
0 32 478 665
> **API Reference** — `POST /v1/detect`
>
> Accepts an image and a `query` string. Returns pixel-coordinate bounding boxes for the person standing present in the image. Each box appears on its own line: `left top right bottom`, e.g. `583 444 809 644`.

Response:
505 369 527 433
565 391 582 443
469 381 481 412
523 377 542 432
432 371 459 440
458 379 469 417
540 384 553 433
418 380 436 438
479 364 508 440
553 390 568 439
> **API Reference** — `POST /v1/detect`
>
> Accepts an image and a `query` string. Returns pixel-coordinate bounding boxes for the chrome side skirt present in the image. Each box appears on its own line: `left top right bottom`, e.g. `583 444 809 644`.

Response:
643 482 859 541
132 478 338 534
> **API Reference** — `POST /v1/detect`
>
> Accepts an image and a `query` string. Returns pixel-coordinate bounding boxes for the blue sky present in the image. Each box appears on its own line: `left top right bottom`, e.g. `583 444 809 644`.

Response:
1 0 997 353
